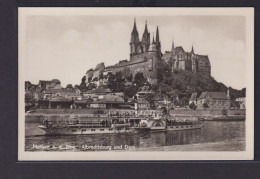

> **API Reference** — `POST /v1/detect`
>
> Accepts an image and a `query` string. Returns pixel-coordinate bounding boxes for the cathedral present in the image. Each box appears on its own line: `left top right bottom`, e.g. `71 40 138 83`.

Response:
85 19 211 86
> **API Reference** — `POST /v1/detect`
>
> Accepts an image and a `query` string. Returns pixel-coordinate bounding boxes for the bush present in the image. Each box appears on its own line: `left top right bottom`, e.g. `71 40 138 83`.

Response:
189 102 196 110
203 102 209 108
222 109 227 115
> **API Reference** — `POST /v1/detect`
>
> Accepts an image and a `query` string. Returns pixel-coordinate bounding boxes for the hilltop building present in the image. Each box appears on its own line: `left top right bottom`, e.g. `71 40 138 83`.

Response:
86 20 162 85
85 19 211 86
162 42 211 75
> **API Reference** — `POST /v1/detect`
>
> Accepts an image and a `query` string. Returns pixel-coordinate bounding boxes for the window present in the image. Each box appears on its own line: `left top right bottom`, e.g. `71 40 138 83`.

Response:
82 129 86 132
91 129 96 131
100 129 104 131
72 129 76 132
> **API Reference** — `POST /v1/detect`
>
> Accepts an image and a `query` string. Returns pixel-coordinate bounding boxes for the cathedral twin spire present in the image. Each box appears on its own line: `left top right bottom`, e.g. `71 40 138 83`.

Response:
130 19 160 56
130 18 140 44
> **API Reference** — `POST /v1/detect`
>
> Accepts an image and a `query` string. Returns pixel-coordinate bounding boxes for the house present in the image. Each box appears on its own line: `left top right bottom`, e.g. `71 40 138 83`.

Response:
82 86 112 98
235 97 246 109
43 88 82 100
135 98 150 110
90 95 125 109
189 93 197 105
136 83 155 99
74 98 93 109
38 79 61 90
197 91 230 109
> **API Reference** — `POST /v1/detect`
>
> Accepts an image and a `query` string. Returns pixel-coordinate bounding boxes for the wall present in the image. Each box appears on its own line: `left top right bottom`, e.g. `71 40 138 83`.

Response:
170 108 245 117
86 70 94 81
105 51 160 84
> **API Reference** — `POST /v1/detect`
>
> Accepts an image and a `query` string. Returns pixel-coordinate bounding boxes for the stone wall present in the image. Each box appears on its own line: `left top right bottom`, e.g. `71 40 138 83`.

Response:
104 51 160 84
170 109 245 117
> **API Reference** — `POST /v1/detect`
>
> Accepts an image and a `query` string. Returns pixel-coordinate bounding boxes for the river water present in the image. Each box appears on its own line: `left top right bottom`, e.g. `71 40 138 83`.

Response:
25 120 245 151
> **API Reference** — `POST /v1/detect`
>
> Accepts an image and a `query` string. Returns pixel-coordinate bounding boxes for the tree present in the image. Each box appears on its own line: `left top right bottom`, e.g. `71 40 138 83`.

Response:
180 97 189 107
92 77 98 82
81 76 86 84
66 84 73 89
123 67 131 79
124 85 138 98
203 102 209 108
25 81 32 90
126 73 133 82
222 109 227 115
189 102 196 110
134 72 146 87
87 83 96 90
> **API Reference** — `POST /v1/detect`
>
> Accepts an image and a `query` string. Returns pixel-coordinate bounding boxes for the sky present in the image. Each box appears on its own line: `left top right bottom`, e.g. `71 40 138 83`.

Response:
24 15 246 89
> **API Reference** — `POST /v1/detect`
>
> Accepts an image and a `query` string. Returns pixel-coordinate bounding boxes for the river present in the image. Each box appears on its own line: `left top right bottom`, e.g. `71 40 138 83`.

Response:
25 120 245 151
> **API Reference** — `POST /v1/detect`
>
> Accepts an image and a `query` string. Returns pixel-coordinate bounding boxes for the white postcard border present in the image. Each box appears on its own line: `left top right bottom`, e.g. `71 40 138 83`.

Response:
18 7 254 161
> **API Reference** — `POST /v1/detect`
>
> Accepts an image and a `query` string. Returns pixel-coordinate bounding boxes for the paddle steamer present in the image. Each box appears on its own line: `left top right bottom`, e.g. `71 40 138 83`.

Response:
38 112 203 135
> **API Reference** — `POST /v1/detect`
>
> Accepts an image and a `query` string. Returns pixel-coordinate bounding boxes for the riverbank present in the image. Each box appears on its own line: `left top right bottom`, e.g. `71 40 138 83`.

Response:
25 108 246 122
133 138 245 151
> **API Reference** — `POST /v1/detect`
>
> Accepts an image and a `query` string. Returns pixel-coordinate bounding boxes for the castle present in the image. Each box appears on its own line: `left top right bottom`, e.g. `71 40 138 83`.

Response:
85 19 211 86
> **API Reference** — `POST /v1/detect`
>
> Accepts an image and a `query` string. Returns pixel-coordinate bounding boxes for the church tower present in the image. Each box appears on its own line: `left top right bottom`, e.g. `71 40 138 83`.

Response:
191 44 195 54
141 20 150 52
171 38 175 52
130 19 141 57
155 26 161 53
191 45 198 72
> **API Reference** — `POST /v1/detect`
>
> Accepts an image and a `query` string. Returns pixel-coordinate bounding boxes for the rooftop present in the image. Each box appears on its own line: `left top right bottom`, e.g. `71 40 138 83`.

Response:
190 93 197 101
84 87 112 94
198 92 228 100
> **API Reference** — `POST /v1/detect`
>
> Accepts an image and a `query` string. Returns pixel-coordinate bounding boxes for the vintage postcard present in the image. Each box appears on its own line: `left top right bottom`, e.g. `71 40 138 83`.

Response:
18 8 254 160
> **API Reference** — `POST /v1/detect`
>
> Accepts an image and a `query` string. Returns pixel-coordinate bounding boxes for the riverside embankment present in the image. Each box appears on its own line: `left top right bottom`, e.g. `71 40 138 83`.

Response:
25 108 246 123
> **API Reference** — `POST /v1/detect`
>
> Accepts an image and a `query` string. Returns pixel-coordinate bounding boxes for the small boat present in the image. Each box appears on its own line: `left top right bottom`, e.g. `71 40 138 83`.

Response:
26 107 36 113
166 122 203 131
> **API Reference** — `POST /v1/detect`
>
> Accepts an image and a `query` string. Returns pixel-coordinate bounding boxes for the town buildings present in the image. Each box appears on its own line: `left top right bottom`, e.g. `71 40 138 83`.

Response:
196 91 230 110
135 98 150 110
235 97 246 109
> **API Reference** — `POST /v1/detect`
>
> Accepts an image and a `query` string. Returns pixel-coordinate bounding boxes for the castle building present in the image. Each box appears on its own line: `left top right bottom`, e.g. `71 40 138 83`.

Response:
85 19 211 86
87 20 162 85
162 41 211 75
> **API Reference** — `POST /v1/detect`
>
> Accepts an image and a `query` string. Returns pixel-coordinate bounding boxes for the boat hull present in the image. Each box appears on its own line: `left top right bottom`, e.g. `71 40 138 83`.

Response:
38 125 132 135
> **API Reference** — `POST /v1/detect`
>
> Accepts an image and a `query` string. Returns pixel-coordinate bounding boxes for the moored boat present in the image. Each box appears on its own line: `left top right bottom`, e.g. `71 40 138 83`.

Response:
166 122 203 131
38 112 203 135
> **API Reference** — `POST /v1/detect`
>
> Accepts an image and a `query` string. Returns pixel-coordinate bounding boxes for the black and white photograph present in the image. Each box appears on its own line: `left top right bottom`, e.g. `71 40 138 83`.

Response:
18 8 254 160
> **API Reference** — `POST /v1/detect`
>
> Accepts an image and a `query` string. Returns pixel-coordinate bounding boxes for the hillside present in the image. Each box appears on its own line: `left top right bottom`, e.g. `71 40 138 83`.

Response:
79 65 245 107
156 67 245 103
